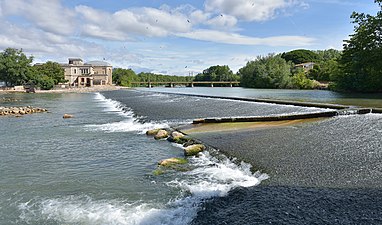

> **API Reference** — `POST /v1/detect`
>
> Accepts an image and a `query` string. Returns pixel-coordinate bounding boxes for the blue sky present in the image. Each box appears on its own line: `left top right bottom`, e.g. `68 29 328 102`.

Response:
0 0 379 75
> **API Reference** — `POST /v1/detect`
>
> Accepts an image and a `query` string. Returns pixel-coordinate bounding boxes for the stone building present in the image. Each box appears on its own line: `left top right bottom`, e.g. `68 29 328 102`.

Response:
61 58 112 87
295 62 315 71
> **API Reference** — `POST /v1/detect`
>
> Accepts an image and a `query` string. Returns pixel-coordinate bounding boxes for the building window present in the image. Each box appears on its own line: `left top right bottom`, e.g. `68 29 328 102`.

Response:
80 68 89 74
74 69 77 74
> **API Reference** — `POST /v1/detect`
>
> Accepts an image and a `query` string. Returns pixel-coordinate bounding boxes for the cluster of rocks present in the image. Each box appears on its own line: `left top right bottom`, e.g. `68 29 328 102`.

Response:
0 106 47 116
146 128 207 175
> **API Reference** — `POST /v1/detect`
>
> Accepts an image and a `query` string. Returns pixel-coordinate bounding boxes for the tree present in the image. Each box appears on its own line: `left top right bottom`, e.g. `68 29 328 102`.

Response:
0 48 33 86
334 0 382 92
238 54 293 88
281 49 320 64
292 71 319 89
194 65 238 82
33 61 65 85
36 61 65 84
113 68 138 86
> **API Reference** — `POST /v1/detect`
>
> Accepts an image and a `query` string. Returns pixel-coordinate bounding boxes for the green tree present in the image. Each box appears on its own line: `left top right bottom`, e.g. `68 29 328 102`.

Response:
281 49 320 64
0 48 33 86
292 71 319 89
238 54 293 88
195 65 238 82
113 68 138 86
33 61 65 85
334 0 382 92
315 49 342 62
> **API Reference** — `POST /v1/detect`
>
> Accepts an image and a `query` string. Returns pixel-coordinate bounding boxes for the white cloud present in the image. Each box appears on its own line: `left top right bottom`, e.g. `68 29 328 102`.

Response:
75 5 193 41
1 0 76 35
177 29 315 46
0 19 105 62
206 14 238 28
189 10 210 24
204 0 305 21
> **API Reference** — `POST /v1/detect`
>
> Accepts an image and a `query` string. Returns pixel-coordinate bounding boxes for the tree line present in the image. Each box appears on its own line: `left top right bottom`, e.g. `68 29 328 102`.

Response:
112 69 194 87
0 48 65 90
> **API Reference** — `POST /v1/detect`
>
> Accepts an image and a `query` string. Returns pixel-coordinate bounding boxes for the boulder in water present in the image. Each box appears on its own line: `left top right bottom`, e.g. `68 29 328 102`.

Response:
158 157 188 167
146 129 160 136
167 131 186 143
154 129 168 140
63 114 74 119
184 144 206 156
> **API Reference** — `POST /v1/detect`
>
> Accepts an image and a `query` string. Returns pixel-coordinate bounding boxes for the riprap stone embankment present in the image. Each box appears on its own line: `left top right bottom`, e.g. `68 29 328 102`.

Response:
0 106 47 116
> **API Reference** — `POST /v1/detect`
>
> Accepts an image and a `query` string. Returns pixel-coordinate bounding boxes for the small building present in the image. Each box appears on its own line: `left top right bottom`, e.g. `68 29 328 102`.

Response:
295 62 315 71
61 58 112 87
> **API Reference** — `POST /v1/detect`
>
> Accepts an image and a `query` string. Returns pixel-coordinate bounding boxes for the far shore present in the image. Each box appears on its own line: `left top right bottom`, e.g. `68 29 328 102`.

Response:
0 85 129 94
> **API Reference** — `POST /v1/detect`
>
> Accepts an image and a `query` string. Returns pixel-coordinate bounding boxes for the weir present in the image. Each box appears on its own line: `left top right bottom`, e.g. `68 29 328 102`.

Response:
193 108 380 124
143 91 349 110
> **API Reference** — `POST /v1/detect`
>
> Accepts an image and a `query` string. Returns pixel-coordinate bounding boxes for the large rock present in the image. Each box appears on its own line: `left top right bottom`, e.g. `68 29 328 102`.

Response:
158 157 188 167
171 131 184 140
63 114 74 119
154 129 168 140
167 131 186 143
146 129 160 136
184 144 206 157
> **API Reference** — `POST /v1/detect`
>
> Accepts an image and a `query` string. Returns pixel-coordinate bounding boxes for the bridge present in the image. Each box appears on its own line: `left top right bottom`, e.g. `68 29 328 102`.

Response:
130 81 240 88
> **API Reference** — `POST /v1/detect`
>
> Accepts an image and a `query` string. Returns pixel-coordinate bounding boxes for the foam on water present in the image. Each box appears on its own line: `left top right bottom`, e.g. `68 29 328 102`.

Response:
86 93 170 133
18 196 197 225
171 152 269 198
18 150 268 225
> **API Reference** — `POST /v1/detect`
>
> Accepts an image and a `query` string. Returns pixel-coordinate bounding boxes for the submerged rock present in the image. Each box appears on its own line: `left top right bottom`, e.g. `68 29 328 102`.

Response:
63 114 74 119
152 169 165 176
154 129 169 140
184 144 206 157
158 157 188 167
146 129 160 136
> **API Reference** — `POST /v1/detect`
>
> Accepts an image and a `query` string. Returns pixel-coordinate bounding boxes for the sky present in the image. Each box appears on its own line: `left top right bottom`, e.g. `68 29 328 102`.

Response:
0 0 379 75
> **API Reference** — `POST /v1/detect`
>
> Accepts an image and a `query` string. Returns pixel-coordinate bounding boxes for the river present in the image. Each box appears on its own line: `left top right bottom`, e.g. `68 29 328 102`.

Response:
0 87 381 224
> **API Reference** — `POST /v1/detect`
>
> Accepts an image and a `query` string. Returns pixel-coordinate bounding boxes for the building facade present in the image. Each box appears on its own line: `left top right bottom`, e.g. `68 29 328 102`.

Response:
61 58 112 87
295 62 315 71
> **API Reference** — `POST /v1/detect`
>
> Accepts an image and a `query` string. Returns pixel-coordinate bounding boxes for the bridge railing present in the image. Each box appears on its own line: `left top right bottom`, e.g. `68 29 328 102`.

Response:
130 81 240 88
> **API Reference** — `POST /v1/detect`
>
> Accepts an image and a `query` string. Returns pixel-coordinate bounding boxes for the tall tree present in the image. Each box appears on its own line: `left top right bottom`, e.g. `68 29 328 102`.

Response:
335 0 382 92
0 48 33 86
281 49 320 64
113 68 138 86
34 61 65 85
195 65 237 82
238 54 292 88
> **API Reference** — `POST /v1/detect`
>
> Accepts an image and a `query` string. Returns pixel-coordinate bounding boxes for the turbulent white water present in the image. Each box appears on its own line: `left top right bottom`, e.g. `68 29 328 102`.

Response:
17 92 268 225
19 152 268 225
85 92 170 133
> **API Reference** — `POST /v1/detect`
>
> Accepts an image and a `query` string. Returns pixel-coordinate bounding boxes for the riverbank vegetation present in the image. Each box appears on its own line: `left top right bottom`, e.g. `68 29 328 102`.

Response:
113 68 193 87
0 48 65 90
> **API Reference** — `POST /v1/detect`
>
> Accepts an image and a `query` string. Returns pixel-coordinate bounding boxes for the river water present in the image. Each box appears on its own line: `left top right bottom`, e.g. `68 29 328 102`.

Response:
0 87 381 224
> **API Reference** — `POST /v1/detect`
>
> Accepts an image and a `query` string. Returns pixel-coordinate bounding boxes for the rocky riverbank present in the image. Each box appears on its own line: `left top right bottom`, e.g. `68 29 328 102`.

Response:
0 106 47 116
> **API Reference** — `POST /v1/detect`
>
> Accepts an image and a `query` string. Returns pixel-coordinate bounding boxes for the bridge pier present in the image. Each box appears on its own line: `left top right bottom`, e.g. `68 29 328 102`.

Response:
191 82 194 88
170 83 174 88
211 83 214 87
230 82 233 87
148 82 152 88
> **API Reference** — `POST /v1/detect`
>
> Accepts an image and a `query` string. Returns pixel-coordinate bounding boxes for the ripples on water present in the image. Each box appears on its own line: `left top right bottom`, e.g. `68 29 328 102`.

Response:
1 91 269 225
2 89 381 225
